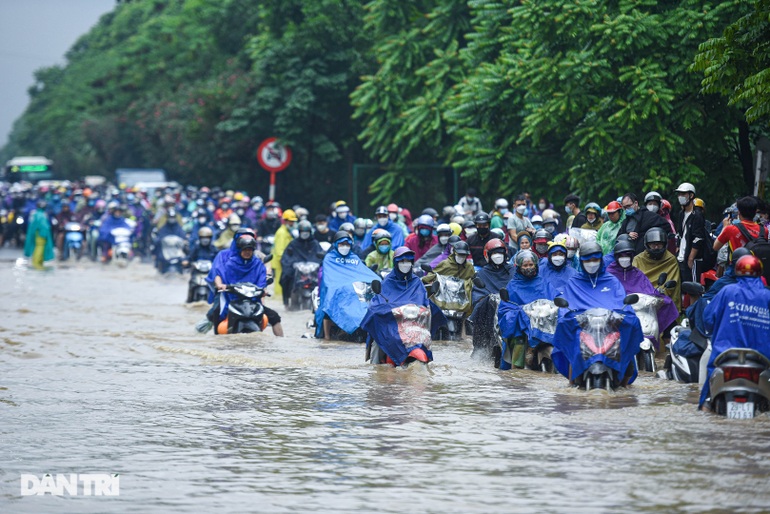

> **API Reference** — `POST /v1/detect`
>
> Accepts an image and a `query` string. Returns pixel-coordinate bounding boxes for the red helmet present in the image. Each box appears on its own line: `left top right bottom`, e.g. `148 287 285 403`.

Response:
483 238 507 262
661 199 672 212
605 201 622 213
734 255 763 278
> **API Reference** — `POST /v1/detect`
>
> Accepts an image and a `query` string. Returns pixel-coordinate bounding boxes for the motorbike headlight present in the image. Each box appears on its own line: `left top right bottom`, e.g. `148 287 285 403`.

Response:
16 217 24 225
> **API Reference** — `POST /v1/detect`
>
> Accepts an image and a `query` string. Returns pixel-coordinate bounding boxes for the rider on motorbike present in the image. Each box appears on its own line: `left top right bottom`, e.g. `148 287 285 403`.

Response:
405 214 438 261
185 227 218 264
538 240 577 295
633 227 682 313
213 214 241 251
98 203 133 262
699 255 770 408
280 220 323 308
365 229 394 272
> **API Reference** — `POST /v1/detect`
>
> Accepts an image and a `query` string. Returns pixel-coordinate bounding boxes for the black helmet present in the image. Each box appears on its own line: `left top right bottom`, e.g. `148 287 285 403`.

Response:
333 230 351 243
421 207 438 218
613 239 635 256
235 227 257 238
453 241 471 256
298 220 313 232
374 205 388 216
579 241 603 260
730 246 752 265
643 227 667 259
236 235 257 250
474 211 491 224
447 235 461 245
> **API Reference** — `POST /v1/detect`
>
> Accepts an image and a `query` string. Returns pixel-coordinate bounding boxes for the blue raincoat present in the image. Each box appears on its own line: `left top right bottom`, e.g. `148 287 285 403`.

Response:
552 264 643 383
497 272 557 370
361 220 405 249
361 269 446 365
698 277 770 407
539 261 577 296
97 215 133 245
314 249 380 337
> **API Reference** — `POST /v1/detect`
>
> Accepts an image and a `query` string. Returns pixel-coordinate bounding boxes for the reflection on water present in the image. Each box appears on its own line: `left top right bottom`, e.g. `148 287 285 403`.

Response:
1 251 769 513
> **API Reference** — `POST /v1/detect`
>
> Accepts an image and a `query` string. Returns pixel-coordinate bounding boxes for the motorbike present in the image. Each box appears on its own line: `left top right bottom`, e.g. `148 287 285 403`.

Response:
497 289 559 372
218 282 268 334
365 280 439 367
158 234 186 274
665 282 711 385
707 348 770 419
554 294 641 391
258 234 275 255
61 221 85 261
290 261 320 311
87 218 102 261
188 259 212 303
630 273 678 373
111 225 134 267
421 264 479 341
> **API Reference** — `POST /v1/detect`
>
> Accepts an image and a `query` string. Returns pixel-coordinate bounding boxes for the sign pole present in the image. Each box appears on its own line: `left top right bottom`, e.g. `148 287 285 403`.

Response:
269 171 277 201
257 137 292 202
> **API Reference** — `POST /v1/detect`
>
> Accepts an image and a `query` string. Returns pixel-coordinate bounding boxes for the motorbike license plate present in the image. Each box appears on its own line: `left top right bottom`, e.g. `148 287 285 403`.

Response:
726 401 754 419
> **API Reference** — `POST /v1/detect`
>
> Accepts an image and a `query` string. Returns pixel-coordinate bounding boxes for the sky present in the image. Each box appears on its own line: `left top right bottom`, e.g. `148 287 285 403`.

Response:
0 0 116 149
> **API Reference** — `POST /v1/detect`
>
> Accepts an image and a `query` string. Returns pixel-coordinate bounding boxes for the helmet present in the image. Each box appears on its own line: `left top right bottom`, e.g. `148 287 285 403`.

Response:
541 208 559 220
448 222 462 236
236 235 257 251
235 227 257 238
547 241 567 254
614 239 635 256
483 238 507 261
374 205 388 216
95 199 106 210
453 241 471 256
339 222 355 233
531 214 543 224
372 229 391 243
421 207 438 218
295 207 309 219
450 215 466 225
491 228 505 239
729 247 752 264
533 229 552 243
365 218 374 229
661 199 672 212
734 255 763 278
474 212 491 224
563 236 579 251
644 192 662 204
197 227 213 238
282 209 298 222
436 223 451 235
442 205 456 218
200 186 210 193
298 220 313 233
333 230 352 243
462 220 476 229
584 202 602 215
515 250 539 270
353 218 367 230
542 217 558 228
605 201 622 213
416 214 435 228
494 198 509 210
335 200 347 208
579 241 603 260
393 247 415 262
387 203 399 213
693 198 705 209
643 227 667 259
675 182 696 195
107 200 119 212
251 196 264 206
233 192 244 201
228 213 242 226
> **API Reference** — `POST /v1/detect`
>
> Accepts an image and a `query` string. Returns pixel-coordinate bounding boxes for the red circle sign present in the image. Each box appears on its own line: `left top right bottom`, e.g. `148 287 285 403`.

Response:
257 137 292 173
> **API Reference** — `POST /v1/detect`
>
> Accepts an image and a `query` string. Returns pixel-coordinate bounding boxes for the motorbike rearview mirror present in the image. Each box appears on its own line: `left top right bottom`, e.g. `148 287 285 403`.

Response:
499 288 509 303
554 297 569 308
472 277 486 289
316 251 326 259
371 280 382 295
623 294 639 305
681 281 705 296
420 263 433 274
664 280 677 289
657 272 668 286
262 254 273 263
266 276 274 285
429 281 440 296
369 263 379 272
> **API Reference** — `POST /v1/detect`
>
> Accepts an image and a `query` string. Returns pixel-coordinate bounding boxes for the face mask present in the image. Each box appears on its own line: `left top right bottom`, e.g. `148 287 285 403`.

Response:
516 205 527 215
625 208 635 216
337 211 348 219
587 215 596 223
377 244 390 254
477 227 489 237
539 202 546 210
377 217 388 227
300 232 311 240
678 195 689 206
266 211 277 220
466 195 474 202
199 237 211 246
230 224 241 231
491 253 505 265
618 256 632 268
354 228 366 237
647 203 659 213
167 218 177 224
397 261 413 274
550 255 566 267
499 208 509 215
565 205 572 214
465 228 477 238
567 250 576 259
455 255 467 265
317 223 328 231
198 217 207 224
731 218 740 225
533 224 543 230
535 244 548 254
545 225 555 234
389 213 398 221
337 245 351 256
236 208 245 216
419 228 431 237
207 205 215 212
290 228 299 239
583 261 601 274
439 236 449 245
521 267 537 278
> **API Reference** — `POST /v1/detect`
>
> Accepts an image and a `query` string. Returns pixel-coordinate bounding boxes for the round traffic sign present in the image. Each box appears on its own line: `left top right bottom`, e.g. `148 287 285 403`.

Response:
257 137 292 173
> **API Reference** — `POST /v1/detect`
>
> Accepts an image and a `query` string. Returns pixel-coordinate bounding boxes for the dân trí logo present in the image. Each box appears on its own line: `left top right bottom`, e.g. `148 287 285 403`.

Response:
20 473 120 496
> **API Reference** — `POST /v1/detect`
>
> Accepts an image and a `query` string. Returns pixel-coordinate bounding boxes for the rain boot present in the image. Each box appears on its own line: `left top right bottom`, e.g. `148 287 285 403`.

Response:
511 337 527 369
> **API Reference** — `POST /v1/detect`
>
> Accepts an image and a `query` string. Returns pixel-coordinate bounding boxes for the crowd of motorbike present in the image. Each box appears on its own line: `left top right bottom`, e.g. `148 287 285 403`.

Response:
3 179 770 420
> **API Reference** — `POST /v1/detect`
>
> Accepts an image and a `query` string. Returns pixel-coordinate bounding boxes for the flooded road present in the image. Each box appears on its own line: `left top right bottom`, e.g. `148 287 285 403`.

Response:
1 249 769 513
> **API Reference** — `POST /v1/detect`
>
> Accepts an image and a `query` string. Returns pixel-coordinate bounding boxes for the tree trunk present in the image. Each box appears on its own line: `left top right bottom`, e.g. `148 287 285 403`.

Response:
738 119 753 193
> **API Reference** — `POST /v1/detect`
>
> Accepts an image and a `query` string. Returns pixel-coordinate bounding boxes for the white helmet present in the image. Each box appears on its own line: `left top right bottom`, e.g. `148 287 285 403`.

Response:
494 198 509 209
675 182 696 195
644 191 662 203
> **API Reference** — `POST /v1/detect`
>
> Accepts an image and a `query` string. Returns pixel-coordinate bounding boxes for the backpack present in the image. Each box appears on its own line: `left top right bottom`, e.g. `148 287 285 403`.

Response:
735 223 770 282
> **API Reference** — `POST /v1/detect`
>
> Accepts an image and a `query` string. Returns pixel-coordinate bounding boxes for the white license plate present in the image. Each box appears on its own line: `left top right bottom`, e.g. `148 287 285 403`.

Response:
727 401 754 419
